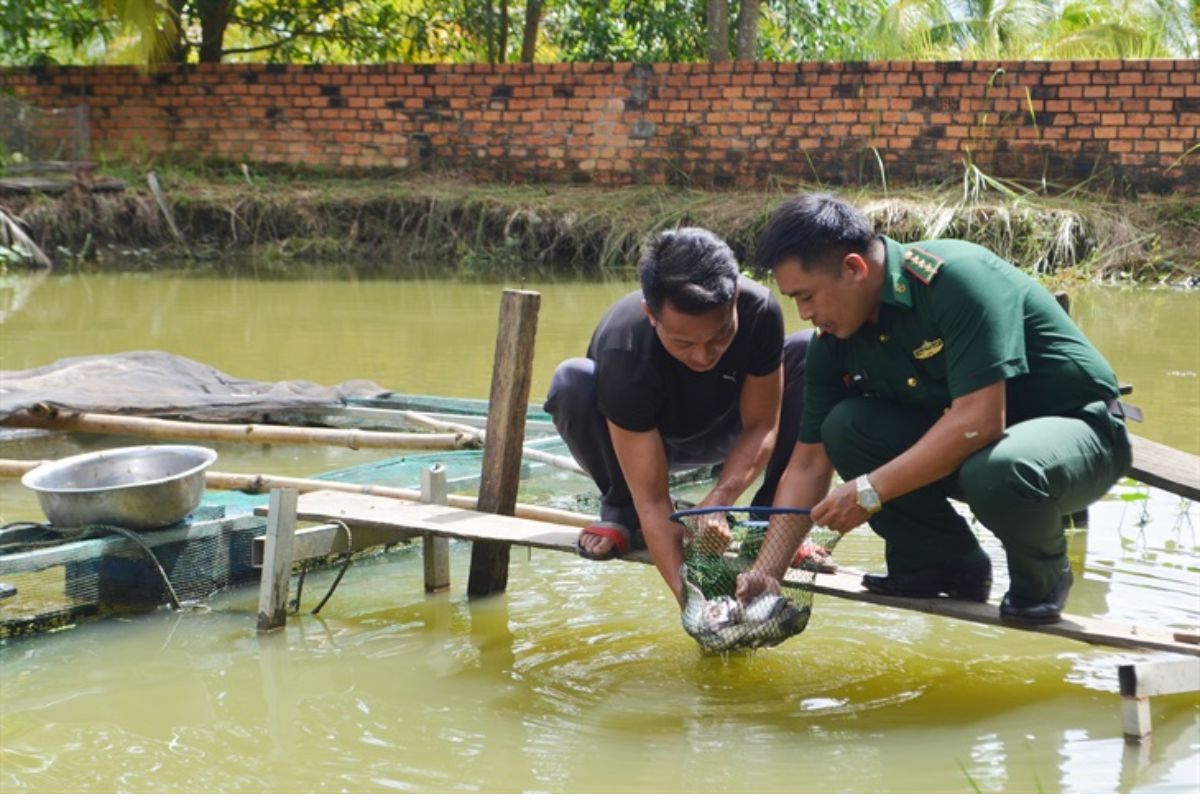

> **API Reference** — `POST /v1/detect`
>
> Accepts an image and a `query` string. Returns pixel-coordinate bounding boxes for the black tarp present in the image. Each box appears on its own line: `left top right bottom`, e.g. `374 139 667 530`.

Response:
0 350 388 423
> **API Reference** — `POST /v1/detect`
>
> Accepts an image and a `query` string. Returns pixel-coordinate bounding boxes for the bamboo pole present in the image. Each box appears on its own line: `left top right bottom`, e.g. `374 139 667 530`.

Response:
0 458 592 528
147 170 190 256
2 410 480 451
397 407 585 475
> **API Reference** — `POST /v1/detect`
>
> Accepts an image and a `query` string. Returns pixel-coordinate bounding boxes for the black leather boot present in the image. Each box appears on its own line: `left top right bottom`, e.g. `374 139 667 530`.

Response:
1000 561 1073 625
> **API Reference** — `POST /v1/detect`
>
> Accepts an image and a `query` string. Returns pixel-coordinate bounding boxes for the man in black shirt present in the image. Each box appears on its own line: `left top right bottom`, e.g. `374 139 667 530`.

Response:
545 227 813 605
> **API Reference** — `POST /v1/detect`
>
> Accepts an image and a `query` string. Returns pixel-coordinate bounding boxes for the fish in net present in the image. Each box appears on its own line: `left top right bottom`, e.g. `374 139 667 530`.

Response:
672 506 843 654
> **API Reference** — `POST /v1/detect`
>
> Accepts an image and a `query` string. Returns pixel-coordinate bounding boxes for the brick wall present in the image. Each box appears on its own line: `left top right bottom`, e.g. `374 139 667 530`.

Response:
2 60 1197 192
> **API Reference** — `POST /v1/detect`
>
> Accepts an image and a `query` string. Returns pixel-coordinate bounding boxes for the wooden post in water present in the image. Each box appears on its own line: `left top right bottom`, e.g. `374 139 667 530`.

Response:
257 488 298 632
468 289 540 598
1119 657 1200 742
421 464 451 593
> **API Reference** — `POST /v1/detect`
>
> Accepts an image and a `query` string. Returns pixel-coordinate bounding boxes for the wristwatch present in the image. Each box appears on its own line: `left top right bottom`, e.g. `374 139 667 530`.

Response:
855 474 882 514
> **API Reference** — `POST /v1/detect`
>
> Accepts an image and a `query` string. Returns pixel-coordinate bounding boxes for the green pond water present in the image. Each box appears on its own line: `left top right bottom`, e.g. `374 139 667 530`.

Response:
0 270 1197 793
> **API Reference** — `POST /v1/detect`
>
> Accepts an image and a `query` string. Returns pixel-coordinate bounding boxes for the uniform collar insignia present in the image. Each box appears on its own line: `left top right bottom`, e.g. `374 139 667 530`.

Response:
882 237 913 309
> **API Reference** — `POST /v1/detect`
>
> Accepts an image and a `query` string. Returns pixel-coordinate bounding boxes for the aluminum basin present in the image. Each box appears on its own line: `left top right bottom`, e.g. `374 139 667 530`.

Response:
21 445 218 531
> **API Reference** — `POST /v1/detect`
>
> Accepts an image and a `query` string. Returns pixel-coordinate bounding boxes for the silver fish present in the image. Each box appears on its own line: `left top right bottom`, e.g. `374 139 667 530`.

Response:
680 570 810 653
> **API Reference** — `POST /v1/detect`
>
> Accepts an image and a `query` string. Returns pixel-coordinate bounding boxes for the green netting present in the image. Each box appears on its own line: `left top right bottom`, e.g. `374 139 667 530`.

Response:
676 507 843 654
0 507 266 639
204 434 718 519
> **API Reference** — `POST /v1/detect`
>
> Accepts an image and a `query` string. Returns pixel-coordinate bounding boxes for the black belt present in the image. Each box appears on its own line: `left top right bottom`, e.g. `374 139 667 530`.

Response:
1106 397 1143 423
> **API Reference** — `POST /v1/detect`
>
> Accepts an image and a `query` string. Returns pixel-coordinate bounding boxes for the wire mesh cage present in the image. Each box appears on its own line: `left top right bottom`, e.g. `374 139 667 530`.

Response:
672 506 842 654
0 507 266 639
0 95 90 167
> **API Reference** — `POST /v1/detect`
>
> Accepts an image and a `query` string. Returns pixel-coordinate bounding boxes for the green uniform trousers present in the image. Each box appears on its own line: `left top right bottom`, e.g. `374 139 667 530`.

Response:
821 397 1133 600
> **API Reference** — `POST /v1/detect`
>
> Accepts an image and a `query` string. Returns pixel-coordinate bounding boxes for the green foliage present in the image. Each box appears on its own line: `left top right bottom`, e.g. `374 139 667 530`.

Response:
1 0 1196 64
0 243 31 264
0 0 112 66
759 0 884 61
864 0 1198 59
551 0 708 61
227 0 437 63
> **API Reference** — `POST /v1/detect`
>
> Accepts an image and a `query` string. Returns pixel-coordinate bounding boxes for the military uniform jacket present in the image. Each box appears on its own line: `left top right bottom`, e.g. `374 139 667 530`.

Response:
798 237 1121 444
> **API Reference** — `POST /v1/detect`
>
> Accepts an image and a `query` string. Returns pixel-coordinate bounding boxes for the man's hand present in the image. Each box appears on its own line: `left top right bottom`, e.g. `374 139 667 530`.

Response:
793 539 836 573
735 568 780 604
810 479 872 533
693 511 732 555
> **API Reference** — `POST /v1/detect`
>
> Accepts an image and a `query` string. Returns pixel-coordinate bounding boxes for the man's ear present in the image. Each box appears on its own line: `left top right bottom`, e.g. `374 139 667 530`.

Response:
843 252 870 282
641 300 658 327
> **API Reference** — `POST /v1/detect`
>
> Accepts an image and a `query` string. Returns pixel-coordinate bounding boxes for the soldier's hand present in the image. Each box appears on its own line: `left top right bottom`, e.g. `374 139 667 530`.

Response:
811 480 872 533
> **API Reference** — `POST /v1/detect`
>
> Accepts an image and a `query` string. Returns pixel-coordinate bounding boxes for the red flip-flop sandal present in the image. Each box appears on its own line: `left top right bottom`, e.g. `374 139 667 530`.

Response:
791 540 837 573
576 521 632 561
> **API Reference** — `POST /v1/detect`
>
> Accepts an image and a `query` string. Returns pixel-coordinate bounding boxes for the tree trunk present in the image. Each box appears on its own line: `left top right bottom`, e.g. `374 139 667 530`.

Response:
483 1 496 63
734 0 760 61
197 0 236 63
707 0 730 62
164 0 190 63
520 0 542 62
498 0 509 63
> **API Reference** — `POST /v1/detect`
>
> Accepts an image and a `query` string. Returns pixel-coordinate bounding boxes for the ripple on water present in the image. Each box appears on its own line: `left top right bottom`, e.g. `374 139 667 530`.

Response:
1 497 1197 792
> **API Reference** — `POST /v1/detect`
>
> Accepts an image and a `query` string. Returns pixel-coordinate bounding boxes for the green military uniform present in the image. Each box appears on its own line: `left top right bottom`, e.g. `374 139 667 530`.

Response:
799 237 1133 601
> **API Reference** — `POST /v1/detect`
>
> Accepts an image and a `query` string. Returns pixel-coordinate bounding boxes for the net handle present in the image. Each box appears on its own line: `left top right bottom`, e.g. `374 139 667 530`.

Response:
668 505 811 523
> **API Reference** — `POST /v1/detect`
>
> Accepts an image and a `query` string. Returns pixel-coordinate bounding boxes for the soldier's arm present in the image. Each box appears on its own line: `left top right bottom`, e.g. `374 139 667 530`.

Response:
607 421 687 605
698 365 783 508
736 441 835 601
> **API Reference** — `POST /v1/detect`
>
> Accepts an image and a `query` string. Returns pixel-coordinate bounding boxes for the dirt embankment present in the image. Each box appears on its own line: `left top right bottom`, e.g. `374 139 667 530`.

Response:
2 168 1197 280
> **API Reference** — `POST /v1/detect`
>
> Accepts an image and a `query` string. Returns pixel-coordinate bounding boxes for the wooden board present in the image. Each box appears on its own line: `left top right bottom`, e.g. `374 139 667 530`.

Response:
1129 434 1200 501
0 176 124 194
791 566 1200 657
283 490 1200 657
284 490 579 551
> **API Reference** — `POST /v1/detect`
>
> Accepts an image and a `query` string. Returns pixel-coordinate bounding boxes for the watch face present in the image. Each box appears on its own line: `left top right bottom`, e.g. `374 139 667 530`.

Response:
856 476 881 512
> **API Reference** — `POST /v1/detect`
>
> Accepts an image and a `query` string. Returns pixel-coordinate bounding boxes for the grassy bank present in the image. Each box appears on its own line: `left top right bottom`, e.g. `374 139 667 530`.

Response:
2 161 1197 282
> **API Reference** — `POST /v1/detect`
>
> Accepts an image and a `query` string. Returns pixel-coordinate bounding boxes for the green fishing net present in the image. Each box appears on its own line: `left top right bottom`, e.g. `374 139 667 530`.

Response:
673 507 843 653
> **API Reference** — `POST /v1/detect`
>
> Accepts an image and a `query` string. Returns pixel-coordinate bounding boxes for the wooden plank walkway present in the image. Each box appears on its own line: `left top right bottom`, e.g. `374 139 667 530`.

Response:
274 489 1200 658
1129 434 1200 501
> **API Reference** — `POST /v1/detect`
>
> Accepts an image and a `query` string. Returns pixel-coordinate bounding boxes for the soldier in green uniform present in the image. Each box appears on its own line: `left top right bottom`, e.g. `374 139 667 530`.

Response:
737 193 1133 624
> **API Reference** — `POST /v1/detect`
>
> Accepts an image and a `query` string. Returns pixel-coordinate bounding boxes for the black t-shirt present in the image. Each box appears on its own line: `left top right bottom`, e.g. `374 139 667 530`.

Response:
587 277 784 437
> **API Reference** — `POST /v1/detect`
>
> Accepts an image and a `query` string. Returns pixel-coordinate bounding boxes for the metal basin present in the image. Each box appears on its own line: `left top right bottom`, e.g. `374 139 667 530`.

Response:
21 445 218 530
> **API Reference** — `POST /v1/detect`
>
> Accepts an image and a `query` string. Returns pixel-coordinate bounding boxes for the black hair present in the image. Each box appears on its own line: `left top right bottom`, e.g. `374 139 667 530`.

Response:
638 227 739 316
753 193 879 275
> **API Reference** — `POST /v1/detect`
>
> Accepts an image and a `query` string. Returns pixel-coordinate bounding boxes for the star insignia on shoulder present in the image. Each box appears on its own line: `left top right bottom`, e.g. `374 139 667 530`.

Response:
902 246 944 285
